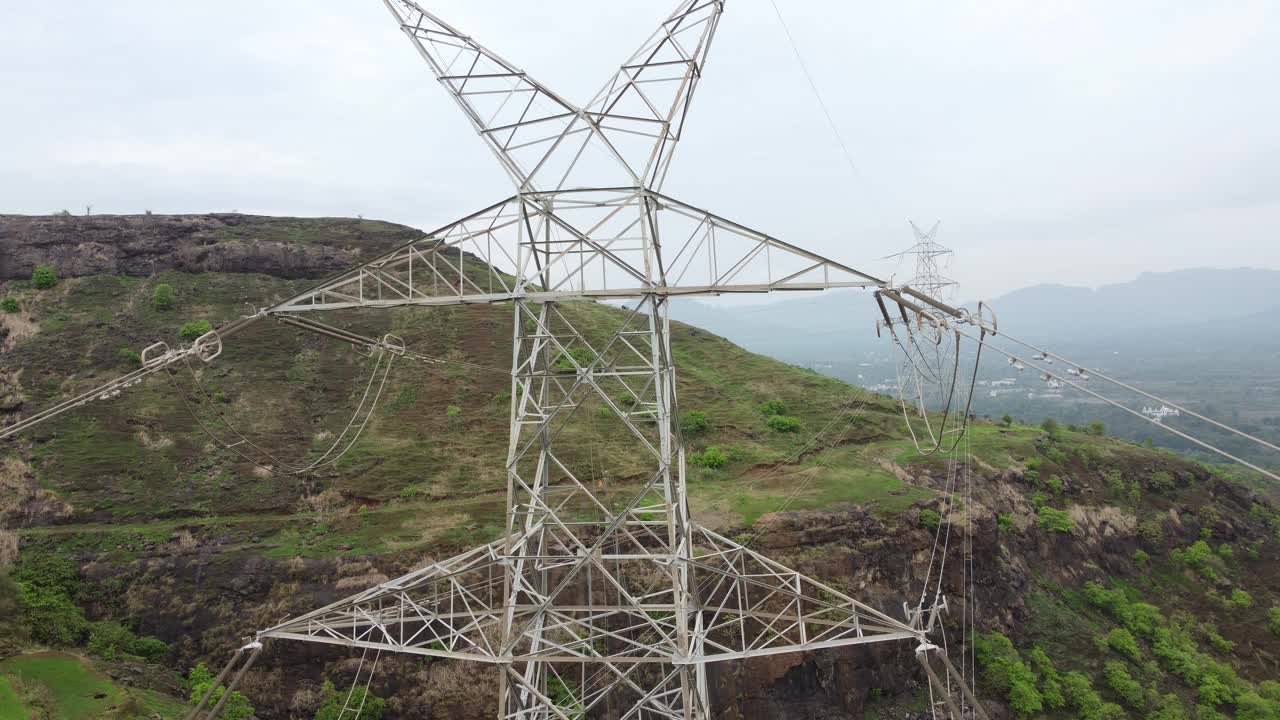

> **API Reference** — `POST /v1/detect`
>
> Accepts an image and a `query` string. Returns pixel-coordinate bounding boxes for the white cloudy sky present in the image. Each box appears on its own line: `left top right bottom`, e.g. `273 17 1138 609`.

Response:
2 1 1278 299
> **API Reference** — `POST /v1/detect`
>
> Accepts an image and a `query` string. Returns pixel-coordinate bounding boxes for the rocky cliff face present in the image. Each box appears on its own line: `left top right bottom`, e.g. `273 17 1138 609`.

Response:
0 213 419 281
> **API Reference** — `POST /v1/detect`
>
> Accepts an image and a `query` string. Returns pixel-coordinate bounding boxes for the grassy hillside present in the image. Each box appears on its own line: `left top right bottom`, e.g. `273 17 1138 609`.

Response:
2 215 1279 719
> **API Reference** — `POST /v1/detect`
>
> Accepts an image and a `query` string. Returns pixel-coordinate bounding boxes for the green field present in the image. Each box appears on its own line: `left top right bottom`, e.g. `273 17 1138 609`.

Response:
0 653 184 720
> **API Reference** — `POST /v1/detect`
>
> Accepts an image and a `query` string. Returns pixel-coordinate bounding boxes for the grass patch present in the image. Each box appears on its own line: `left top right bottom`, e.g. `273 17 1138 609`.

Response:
0 653 127 720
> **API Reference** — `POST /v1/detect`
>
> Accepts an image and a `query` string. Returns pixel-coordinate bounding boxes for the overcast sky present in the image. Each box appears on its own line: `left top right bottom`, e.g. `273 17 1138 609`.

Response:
3 1 1278 299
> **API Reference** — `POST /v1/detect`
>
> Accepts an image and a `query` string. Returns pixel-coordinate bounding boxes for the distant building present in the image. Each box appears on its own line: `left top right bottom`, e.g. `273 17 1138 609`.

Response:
1142 405 1181 422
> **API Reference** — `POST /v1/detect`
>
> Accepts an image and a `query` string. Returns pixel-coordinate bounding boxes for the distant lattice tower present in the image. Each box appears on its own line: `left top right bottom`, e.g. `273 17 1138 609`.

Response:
894 220 956 302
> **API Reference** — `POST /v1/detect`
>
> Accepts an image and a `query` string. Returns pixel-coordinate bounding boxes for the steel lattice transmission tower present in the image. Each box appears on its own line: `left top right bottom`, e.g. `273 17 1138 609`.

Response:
232 2 930 717
890 220 956 303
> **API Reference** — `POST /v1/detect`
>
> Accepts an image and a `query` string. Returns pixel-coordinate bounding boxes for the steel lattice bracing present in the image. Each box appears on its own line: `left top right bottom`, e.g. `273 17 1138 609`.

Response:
269 189 880 313
252 2 921 719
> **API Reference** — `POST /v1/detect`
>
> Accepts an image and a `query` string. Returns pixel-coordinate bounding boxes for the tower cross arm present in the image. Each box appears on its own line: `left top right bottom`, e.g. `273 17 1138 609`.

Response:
265 189 885 314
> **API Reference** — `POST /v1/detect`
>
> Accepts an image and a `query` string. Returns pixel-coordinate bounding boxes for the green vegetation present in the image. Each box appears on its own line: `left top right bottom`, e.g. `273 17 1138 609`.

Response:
1269 607 1280 637
765 414 801 433
314 679 384 720
1227 588 1254 610
0 653 182 720
178 319 212 341
151 283 176 310
1036 506 1074 533
1102 660 1145 711
553 347 595 372
680 410 709 435
690 446 727 469
546 675 584 719
31 264 58 289
1 298 17 313
973 632 1042 717
758 399 787 417
186 663 255 720
919 509 941 531
997 512 1015 533
87 620 168 661
1105 627 1141 661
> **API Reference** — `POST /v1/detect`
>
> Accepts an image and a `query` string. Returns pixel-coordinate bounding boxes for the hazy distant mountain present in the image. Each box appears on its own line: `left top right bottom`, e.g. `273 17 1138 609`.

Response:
670 267 1280 362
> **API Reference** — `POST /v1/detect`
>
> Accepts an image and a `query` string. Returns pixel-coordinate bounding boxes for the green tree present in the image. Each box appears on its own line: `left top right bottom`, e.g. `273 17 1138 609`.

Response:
31 264 57 289
187 663 255 720
314 679 385 720
151 283 176 310
1000 413 1014 427
1087 420 1106 436
179 319 213 341
1041 417 1062 440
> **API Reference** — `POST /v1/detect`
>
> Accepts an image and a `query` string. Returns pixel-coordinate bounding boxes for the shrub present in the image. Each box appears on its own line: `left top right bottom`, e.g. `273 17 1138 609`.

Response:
1029 492 1048 511
1149 471 1175 492
1171 540 1219 583
87 620 135 660
1133 549 1150 567
615 392 636 407
179 319 212 341
1001 413 1014 427
1197 674 1232 706
187 663 255 720
765 415 800 433
690 446 727 469
758 399 787 417
13 555 88 647
1060 671 1127 720
1044 446 1068 467
680 410 709 435
1138 517 1164 545
314 679 384 720
1 298 17 313
1024 647 1065 710
1227 589 1253 610
1201 624 1234 654
920 509 941 531
1269 607 1280 637
553 347 594 372
1106 628 1141 661
1036 506 1074 533
117 347 142 365
973 633 1041 717
997 513 1015 533
1103 661 1146 710
1216 544 1233 559
31 264 57 289
1148 693 1188 720
1046 475 1064 495
1087 420 1106 436
1041 417 1060 436
151 283 175 310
